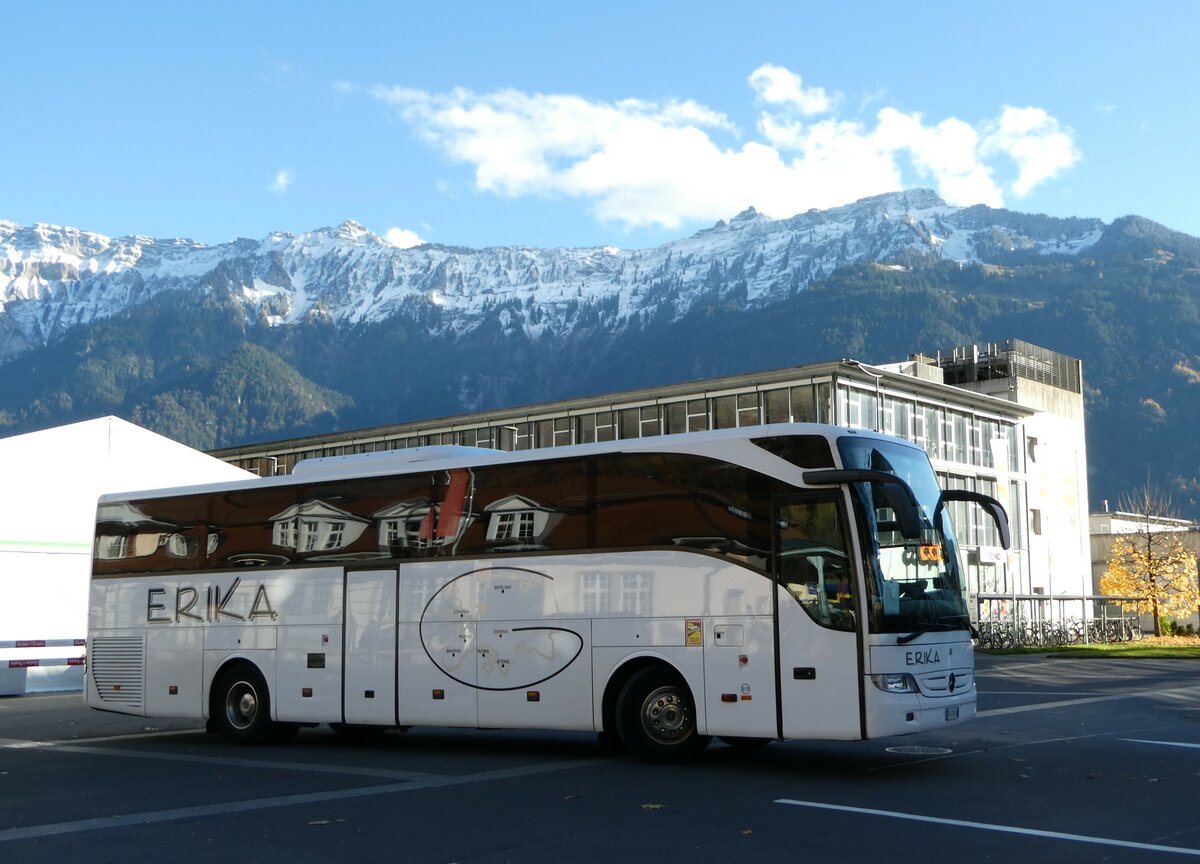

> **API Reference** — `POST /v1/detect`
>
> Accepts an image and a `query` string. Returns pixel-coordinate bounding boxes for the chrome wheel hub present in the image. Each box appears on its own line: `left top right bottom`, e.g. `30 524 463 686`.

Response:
641 685 692 743
226 684 258 729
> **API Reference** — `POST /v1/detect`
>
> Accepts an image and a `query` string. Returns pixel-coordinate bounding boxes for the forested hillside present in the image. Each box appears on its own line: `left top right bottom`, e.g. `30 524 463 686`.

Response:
2 205 1198 515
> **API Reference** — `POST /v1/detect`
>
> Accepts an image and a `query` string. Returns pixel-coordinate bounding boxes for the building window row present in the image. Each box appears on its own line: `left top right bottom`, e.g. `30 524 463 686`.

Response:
235 380 1020 482
238 382 841 474
838 385 1019 473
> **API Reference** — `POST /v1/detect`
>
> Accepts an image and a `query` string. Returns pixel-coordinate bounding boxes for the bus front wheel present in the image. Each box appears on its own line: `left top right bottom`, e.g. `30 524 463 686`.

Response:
615 666 710 760
212 664 290 744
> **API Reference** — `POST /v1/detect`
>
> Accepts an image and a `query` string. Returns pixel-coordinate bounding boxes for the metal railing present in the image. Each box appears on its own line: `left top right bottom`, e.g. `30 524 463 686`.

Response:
974 594 1145 648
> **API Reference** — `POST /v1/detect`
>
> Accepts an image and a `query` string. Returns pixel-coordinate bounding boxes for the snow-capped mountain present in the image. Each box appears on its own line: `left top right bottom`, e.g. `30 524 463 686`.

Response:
4 190 1200 518
0 190 1106 363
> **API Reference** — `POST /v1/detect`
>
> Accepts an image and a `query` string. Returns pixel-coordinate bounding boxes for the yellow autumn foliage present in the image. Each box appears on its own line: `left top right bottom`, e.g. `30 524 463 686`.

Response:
1100 534 1199 621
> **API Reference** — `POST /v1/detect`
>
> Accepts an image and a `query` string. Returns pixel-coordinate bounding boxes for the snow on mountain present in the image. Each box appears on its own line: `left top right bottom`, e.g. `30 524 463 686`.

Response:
0 191 1107 363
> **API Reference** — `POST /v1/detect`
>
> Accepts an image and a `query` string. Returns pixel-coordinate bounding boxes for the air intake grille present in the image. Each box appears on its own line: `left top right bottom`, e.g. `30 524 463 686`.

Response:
90 636 145 709
917 670 972 698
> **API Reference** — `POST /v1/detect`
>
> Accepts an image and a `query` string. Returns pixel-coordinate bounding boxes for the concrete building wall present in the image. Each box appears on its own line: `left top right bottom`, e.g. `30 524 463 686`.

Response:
1023 399 1091 599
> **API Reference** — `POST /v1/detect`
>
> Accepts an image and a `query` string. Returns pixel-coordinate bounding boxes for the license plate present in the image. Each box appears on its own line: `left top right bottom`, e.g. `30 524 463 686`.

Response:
945 705 959 721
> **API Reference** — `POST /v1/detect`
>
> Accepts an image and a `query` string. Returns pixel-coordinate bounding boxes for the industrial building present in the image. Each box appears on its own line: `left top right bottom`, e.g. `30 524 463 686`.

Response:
213 339 1092 622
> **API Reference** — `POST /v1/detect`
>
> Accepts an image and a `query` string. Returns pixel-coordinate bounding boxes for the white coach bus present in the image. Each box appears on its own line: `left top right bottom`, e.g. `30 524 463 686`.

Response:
86 424 1008 759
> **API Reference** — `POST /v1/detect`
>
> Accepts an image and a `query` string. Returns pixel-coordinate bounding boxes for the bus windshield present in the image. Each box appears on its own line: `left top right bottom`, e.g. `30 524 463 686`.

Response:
837 436 969 636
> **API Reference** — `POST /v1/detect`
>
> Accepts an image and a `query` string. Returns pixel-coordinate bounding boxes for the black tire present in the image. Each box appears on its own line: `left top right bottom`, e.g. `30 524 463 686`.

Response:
212 664 277 745
615 666 710 760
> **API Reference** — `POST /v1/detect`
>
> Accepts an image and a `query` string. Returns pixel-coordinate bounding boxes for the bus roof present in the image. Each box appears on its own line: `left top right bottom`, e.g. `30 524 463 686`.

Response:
96 423 918 503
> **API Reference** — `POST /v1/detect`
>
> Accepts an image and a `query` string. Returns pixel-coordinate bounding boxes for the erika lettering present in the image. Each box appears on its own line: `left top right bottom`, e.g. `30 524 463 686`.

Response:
146 580 278 624
905 648 942 666
216 578 245 621
176 586 203 622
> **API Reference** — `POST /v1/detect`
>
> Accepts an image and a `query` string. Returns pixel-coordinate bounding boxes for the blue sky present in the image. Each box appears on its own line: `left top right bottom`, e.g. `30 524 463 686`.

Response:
3 2 1198 250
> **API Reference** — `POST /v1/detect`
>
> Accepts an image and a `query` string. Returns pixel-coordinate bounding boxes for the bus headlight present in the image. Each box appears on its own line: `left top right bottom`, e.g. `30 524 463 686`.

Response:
871 673 918 694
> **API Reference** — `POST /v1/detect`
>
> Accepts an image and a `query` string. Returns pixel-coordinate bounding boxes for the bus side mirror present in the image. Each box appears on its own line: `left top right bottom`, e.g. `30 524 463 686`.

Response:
936 490 1011 549
802 469 923 540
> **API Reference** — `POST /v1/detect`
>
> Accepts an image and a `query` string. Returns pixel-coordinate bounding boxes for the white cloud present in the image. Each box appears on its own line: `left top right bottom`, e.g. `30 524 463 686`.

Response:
270 170 294 194
372 67 1080 229
873 108 1003 206
748 63 836 115
980 106 1080 198
385 227 425 248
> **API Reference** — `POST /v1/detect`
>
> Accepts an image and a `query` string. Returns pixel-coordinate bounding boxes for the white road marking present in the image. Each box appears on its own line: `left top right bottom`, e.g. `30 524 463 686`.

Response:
775 799 1200 857
979 690 1113 696
978 692 1152 717
0 757 595 843
1 738 440 781
978 681 1200 717
1120 739 1200 751
0 729 199 748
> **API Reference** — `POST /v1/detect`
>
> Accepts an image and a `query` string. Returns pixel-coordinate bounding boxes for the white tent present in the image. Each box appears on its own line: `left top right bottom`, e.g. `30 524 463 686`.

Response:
0 417 254 694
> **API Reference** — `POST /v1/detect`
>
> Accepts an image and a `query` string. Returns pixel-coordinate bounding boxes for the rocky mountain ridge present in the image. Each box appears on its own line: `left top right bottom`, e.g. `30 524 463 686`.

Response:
4 191 1199 516
0 190 1107 364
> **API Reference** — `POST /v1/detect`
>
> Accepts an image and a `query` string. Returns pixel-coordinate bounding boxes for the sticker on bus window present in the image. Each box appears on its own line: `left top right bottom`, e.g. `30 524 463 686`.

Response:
918 545 943 562
686 619 703 646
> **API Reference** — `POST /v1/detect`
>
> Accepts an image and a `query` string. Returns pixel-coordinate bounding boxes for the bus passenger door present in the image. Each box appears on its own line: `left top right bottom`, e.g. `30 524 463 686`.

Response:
774 496 864 740
343 568 398 726
395 561 478 728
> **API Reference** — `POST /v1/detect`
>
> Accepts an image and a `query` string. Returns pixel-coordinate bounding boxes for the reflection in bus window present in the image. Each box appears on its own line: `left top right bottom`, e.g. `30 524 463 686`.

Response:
592 453 773 569
777 499 855 632
451 461 587 555
93 500 210 572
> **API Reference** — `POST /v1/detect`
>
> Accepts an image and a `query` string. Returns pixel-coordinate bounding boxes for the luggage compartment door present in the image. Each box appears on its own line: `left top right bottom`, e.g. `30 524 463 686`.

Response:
343 568 398 726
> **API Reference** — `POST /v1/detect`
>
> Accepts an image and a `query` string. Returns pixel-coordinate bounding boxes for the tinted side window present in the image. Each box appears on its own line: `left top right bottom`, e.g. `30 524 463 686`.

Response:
592 453 774 571
446 461 590 555
94 494 214 576
777 498 856 632
95 453 795 575
209 486 299 568
751 435 835 469
283 475 435 563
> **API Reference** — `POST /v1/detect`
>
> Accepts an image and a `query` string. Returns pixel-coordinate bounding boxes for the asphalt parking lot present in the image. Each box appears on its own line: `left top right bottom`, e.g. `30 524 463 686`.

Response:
2 653 1199 863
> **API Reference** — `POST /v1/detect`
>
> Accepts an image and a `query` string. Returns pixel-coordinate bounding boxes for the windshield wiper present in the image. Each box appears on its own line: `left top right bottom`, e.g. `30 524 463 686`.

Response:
897 616 972 645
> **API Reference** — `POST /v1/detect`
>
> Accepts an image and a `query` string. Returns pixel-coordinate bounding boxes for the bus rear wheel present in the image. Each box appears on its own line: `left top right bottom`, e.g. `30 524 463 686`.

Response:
213 664 287 745
616 667 710 760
